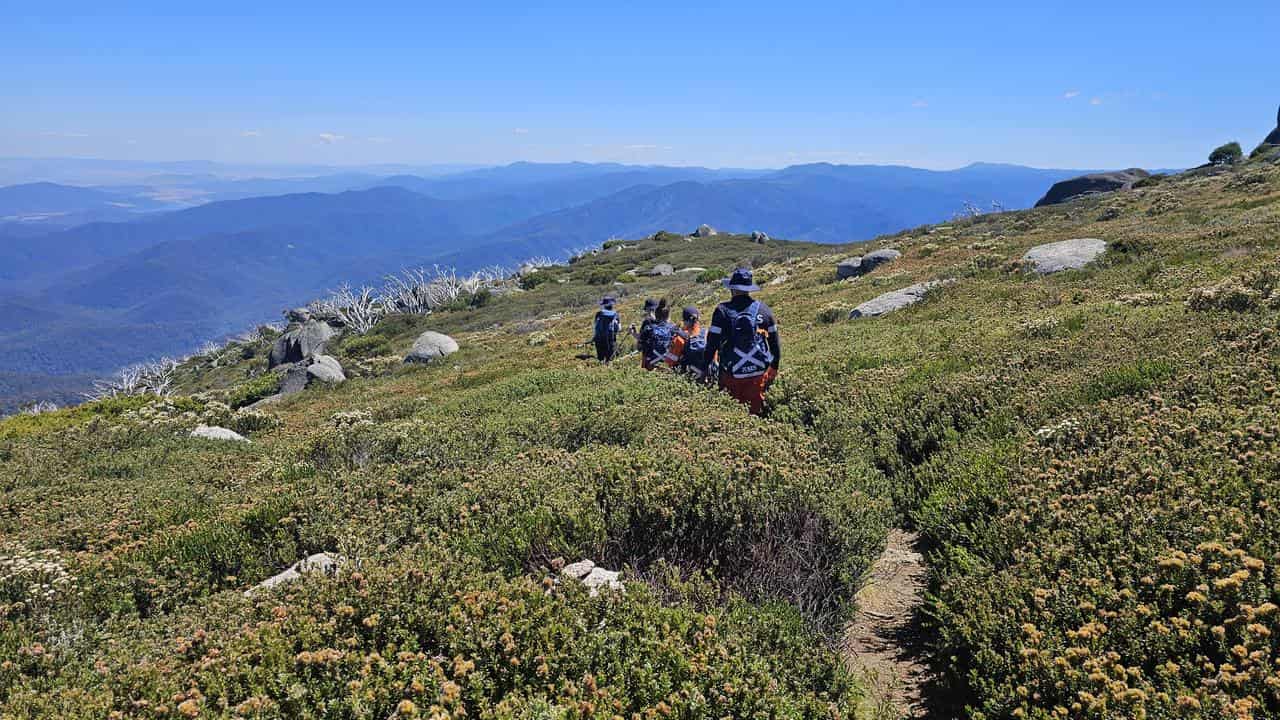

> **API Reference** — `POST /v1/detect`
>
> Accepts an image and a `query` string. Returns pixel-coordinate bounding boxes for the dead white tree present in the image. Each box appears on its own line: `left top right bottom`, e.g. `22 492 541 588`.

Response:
518 256 556 275
21 401 58 415
85 358 179 401
313 283 383 334
382 267 433 315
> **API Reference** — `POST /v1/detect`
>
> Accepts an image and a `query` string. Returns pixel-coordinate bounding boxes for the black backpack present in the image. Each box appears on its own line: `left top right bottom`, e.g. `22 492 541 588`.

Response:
724 301 772 378
593 311 618 342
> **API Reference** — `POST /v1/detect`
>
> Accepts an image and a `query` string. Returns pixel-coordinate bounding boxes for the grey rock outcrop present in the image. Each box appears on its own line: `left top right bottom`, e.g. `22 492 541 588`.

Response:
694 224 718 237
245 552 341 596
1022 238 1108 274
284 307 312 324
1264 105 1280 146
306 354 346 384
647 263 675 276
268 320 337 369
279 365 310 397
274 355 346 398
559 558 624 595
191 425 249 443
1035 169 1149 207
837 249 901 280
405 331 459 364
750 230 770 244
850 280 953 319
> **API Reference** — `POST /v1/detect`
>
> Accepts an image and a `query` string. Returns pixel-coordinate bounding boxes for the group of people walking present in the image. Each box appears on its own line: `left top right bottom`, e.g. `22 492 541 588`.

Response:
589 267 781 415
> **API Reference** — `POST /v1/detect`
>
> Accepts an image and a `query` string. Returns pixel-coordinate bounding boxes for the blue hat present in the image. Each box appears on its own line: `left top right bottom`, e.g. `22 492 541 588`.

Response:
600 295 617 307
643 298 659 312
723 267 760 292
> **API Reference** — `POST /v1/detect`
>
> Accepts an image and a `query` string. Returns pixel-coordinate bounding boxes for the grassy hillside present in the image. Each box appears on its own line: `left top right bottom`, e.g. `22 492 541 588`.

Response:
3 155 1280 718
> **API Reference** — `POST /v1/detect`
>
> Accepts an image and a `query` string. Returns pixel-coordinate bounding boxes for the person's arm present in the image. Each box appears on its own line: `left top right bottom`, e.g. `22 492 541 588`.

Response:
763 304 781 369
703 306 726 372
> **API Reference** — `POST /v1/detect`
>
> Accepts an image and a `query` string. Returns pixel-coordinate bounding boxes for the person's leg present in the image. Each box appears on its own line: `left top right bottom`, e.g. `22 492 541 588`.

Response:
720 374 767 415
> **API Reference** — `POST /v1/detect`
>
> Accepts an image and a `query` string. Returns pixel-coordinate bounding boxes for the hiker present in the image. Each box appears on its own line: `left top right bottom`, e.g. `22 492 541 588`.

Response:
638 299 677 370
703 268 781 415
666 306 712 381
591 295 621 363
629 298 658 347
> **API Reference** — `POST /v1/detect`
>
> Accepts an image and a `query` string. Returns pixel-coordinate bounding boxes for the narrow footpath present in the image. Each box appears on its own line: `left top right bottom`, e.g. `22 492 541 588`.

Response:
843 528 934 719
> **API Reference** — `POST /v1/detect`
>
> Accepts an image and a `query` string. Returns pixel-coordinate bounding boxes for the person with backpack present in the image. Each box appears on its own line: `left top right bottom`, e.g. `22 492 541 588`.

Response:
638 299 677 370
665 306 712 381
629 298 659 347
702 268 781 415
591 296 621 363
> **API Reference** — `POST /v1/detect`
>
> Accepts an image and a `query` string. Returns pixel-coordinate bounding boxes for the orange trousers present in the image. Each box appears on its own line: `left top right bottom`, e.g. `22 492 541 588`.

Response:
719 367 777 415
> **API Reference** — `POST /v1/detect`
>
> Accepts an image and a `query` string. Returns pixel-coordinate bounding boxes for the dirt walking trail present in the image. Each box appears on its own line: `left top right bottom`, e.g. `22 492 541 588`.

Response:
844 528 933 719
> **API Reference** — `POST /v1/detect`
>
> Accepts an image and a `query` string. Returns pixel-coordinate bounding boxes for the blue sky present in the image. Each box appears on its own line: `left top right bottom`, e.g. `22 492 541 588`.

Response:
2 1 1276 170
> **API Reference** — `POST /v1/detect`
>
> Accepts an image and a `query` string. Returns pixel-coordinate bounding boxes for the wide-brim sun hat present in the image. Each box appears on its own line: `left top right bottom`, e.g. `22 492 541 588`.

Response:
600 296 617 307
723 268 760 292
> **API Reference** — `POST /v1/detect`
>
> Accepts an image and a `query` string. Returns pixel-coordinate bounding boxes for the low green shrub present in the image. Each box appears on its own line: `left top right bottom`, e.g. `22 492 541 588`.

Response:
815 305 847 324
923 332 1280 719
696 267 726 284
0 394 156 439
1 545 858 718
226 372 281 409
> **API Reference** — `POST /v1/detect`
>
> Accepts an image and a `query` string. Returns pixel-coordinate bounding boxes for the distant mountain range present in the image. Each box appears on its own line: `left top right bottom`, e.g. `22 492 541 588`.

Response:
0 159 1094 411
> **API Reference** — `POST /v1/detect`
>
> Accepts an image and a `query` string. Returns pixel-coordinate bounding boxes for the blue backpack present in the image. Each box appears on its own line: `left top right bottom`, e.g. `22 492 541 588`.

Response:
643 321 676 364
593 310 618 342
724 301 772 378
677 328 708 370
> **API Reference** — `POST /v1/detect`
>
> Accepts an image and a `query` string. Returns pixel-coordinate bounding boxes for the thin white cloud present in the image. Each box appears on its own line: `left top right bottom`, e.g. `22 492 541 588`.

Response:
241 130 263 137
40 131 89 138
911 100 929 108
1090 97 1103 106
624 144 660 150
1063 90 1081 99
513 128 530 135
317 133 345 144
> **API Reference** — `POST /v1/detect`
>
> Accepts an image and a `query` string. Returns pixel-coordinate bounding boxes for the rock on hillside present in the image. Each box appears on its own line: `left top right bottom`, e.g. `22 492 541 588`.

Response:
837 249 901 280
559 558 624 595
1264 105 1280 147
1022 238 1108 274
1035 169 1150 207
306 354 347 384
245 552 342 596
405 331 459 364
850 280 953 318
269 320 338 369
191 425 249 443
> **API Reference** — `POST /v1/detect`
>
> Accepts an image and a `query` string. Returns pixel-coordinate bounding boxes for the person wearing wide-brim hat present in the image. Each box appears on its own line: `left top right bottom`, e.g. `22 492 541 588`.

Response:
590 295 621 363
701 268 781 415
